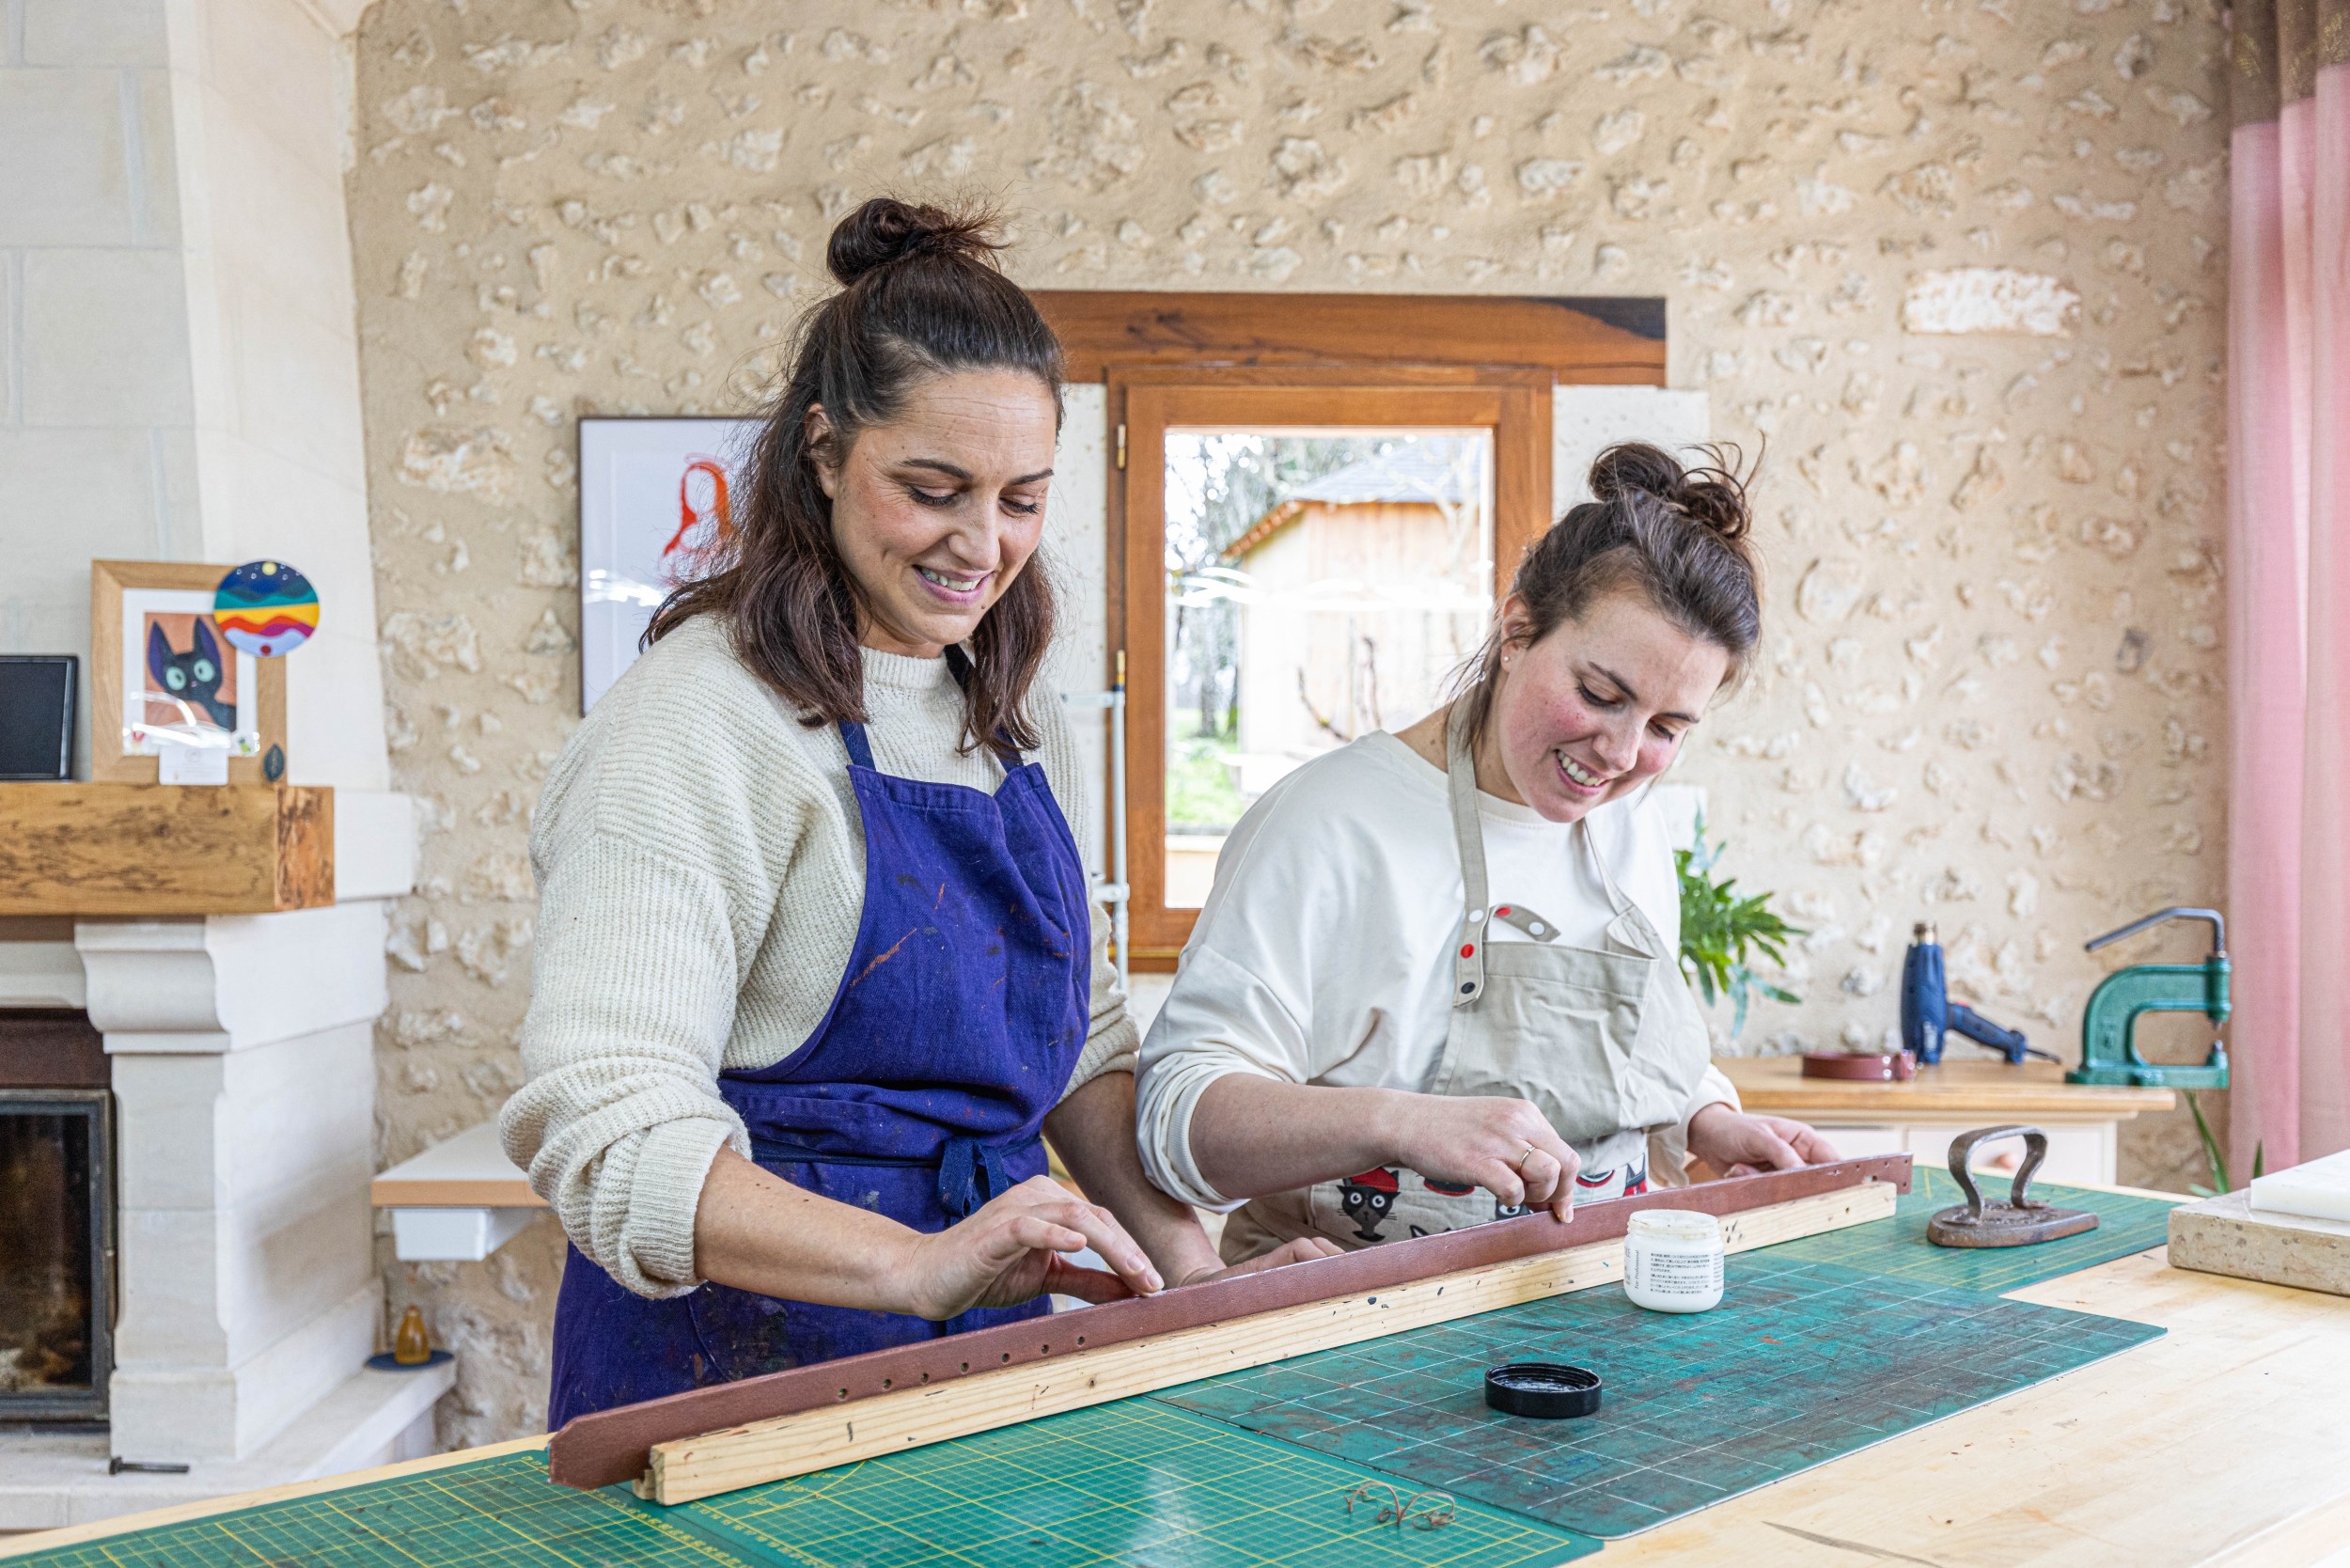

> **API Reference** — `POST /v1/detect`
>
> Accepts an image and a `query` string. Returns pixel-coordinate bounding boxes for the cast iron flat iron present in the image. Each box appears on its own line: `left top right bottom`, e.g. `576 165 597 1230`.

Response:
1926 1125 2099 1248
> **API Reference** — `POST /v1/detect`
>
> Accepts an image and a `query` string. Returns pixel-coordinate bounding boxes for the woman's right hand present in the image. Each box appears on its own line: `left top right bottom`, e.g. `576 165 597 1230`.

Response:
1382 1093 1581 1220
896 1175 1165 1320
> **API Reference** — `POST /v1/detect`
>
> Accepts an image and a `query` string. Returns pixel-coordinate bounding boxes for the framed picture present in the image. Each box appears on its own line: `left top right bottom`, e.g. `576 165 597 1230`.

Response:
577 416 759 712
89 560 286 784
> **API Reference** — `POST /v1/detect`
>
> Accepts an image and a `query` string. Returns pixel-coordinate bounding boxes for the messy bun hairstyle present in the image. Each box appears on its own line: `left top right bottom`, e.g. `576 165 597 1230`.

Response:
1451 442 1762 745
650 196 1066 753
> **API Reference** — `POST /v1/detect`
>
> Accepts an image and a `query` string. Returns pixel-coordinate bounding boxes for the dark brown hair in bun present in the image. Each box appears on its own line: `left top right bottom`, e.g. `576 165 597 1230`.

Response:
1453 441 1762 742
650 197 1066 754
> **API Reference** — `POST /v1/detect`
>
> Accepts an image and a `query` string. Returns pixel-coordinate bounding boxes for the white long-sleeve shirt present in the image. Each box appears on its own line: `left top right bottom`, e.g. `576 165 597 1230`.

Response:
1136 731 1736 1210
499 615 1136 1298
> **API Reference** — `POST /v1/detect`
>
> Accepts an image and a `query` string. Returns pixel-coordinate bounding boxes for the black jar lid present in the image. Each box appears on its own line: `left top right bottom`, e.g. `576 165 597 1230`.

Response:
1484 1361 1602 1419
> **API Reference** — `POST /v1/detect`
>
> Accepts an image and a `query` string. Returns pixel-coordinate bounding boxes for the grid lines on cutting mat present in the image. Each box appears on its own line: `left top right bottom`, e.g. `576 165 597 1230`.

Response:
1766 1169 2181 1292
650 1400 1596 1567
6 1406 1596 1568
1152 1255 2163 1538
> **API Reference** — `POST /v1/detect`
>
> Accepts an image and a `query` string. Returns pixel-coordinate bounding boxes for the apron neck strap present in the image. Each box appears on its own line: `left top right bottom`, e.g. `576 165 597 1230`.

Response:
1446 704 1493 1006
1445 705 1637 1006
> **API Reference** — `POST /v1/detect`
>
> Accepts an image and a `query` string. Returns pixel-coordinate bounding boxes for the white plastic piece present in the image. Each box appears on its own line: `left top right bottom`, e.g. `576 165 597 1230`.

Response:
391 1207 539 1262
1623 1209 1725 1313
2248 1148 2350 1223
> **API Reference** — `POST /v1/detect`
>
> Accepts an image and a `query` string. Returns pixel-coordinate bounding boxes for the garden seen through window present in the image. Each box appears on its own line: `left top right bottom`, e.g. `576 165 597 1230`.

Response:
1161 429 1496 906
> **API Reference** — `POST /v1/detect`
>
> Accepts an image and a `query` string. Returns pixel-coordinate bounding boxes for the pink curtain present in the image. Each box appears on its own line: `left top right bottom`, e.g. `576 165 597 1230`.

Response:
2229 0 2350 1169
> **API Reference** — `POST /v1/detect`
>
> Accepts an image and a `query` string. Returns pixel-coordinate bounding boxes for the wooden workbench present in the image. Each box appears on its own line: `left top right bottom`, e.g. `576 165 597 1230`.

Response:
8 1210 2344 1566
1716 1055 2177 1185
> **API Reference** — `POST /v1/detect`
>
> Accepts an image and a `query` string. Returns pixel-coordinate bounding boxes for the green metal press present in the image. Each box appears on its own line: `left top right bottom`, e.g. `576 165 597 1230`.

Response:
2066 905 2230 1089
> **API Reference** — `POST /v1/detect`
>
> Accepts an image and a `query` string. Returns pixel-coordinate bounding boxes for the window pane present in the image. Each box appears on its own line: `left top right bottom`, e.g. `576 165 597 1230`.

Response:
1163 431 1495 908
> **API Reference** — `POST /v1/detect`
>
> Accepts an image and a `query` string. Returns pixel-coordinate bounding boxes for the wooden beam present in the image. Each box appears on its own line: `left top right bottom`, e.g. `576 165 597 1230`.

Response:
641 1182 1893 1504
1031 290 1668 383
0 784 333 916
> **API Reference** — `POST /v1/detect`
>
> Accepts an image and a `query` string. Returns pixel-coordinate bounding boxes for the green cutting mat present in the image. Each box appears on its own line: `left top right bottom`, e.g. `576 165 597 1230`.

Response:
1152 1254 2163 1539
8 1403 1594 1568
13 1176 2178 1565
1768 1168 2181 1291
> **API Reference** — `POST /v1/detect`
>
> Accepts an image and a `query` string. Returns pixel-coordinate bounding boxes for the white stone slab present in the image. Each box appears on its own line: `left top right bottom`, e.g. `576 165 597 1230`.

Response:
2170 1188 2350 1298
0 1356 452 1531
2248 1147 2350 1222
0 939 85 1008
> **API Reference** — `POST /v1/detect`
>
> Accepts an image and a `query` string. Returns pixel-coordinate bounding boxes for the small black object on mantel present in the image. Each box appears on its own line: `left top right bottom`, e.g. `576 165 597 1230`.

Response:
109 1457 190 1475
1484 1362 1602 1419
1926 1125 2099 1247
0 655 76 781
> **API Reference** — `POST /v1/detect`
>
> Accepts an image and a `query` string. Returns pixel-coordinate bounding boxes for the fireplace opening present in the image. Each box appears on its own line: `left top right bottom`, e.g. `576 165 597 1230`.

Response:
0 1088 113 1421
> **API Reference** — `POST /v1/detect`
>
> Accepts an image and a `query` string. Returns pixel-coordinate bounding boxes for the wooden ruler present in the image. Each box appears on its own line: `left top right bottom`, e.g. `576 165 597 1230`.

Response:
545 1156 1909 1503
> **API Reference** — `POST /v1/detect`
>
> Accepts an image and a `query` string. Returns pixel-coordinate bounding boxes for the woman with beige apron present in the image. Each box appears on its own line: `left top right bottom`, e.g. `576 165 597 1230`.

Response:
1136 443 1838 1255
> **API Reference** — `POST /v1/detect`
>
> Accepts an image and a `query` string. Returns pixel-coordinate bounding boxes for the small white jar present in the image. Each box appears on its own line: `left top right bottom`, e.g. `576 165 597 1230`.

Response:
1622 1210 1725 1313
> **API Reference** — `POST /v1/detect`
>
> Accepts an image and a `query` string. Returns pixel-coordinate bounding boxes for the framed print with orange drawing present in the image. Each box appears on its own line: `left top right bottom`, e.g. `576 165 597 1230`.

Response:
577 416 758 713
90 560 286 783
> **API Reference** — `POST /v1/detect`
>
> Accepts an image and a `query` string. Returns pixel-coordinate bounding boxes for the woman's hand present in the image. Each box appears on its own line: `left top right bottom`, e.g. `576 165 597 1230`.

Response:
1686 1104 1841 1178
1383 1093 1582 1220
896 1175 1165 1320
1168 1234 1344 1290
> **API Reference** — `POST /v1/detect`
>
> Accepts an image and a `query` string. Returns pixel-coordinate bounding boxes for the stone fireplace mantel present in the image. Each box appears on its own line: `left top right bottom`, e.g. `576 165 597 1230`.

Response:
0 792 446 1532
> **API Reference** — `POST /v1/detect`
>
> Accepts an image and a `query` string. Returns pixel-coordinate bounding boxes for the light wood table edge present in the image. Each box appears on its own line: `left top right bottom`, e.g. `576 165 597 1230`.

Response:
368 1177 546 1208
0 1437 549 1559
0 1184 2211 1558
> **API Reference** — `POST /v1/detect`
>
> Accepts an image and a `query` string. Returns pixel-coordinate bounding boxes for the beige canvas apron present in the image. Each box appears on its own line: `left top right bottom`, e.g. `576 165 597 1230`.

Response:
1221 706 1713 1261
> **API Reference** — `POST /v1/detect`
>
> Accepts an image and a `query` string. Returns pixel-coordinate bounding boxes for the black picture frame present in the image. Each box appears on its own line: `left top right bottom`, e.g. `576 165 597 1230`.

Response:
0 654 75 781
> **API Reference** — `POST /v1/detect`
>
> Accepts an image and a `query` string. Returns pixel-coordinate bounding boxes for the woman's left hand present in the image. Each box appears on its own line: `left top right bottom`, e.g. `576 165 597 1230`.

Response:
1169 1235 1345 1290
1685 1104 1841 1178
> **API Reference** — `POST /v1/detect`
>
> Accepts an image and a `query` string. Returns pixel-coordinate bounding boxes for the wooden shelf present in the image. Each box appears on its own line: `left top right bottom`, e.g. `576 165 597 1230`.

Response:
370 1121 540 1209
1716 1055 2175 1121
0 783 333 916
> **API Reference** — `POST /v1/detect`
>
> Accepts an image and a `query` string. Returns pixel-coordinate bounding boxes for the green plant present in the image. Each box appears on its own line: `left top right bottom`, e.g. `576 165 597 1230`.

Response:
1676 811 1804 1038
2186 1092 2264 1198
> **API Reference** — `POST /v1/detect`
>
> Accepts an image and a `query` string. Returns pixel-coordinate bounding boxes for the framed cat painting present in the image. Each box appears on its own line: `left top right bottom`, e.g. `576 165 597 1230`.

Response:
90 560 287 784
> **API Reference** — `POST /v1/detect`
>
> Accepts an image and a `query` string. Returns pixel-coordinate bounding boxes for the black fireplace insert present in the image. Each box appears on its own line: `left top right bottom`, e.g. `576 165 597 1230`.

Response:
0 1089 113 1420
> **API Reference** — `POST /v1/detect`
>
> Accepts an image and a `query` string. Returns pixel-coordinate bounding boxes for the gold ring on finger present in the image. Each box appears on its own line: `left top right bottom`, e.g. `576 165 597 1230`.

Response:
1514 1142 1538 1172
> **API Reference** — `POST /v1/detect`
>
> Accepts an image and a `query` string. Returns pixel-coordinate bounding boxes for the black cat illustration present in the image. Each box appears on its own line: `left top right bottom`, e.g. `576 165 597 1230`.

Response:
149 619 234 731
1337 1168 1400 1243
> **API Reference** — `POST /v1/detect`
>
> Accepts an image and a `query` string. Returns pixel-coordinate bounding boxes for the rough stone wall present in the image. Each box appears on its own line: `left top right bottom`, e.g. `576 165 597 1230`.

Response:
347 0 2231 1446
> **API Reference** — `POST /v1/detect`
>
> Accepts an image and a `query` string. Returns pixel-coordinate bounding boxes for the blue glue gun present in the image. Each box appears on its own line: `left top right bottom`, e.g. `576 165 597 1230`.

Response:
1899 921 2056 1066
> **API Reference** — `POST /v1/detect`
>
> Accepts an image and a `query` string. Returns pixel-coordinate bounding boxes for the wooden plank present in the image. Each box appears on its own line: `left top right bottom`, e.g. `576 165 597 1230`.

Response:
1596 1249 2350 1567
0 784 335 916
642 1182 1896 1504
371 1120 544 1209
1716 1054 2175 1118
1032 290 1668 382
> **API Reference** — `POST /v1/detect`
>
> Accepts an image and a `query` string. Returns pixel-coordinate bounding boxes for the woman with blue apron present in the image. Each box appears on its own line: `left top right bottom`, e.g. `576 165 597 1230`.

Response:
503 199 1332 1427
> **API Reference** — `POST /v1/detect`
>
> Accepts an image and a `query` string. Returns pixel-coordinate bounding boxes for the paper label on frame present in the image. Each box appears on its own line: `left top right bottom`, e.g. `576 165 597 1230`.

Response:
159 745 230 786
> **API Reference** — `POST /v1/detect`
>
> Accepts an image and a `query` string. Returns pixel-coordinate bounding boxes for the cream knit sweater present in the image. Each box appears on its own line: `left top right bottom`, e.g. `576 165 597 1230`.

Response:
499 614 1137 1299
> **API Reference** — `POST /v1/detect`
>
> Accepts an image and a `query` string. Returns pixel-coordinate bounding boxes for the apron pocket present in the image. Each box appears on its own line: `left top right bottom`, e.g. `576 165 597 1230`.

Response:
1441 950 1651 1145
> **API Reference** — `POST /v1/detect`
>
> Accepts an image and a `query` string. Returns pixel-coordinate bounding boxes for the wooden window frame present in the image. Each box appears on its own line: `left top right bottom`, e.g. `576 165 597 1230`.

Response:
1029 292 1668 968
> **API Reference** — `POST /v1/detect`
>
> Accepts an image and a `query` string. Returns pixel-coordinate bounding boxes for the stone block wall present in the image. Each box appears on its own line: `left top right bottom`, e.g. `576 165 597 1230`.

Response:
346 0 2231 1445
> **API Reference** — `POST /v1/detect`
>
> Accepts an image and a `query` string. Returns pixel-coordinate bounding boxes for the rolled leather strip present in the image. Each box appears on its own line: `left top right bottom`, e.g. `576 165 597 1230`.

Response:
1801 1051 1918 1082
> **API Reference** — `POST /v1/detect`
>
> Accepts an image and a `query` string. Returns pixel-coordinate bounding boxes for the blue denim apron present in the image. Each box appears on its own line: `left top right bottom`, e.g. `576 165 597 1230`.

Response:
545 691 1093 1426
